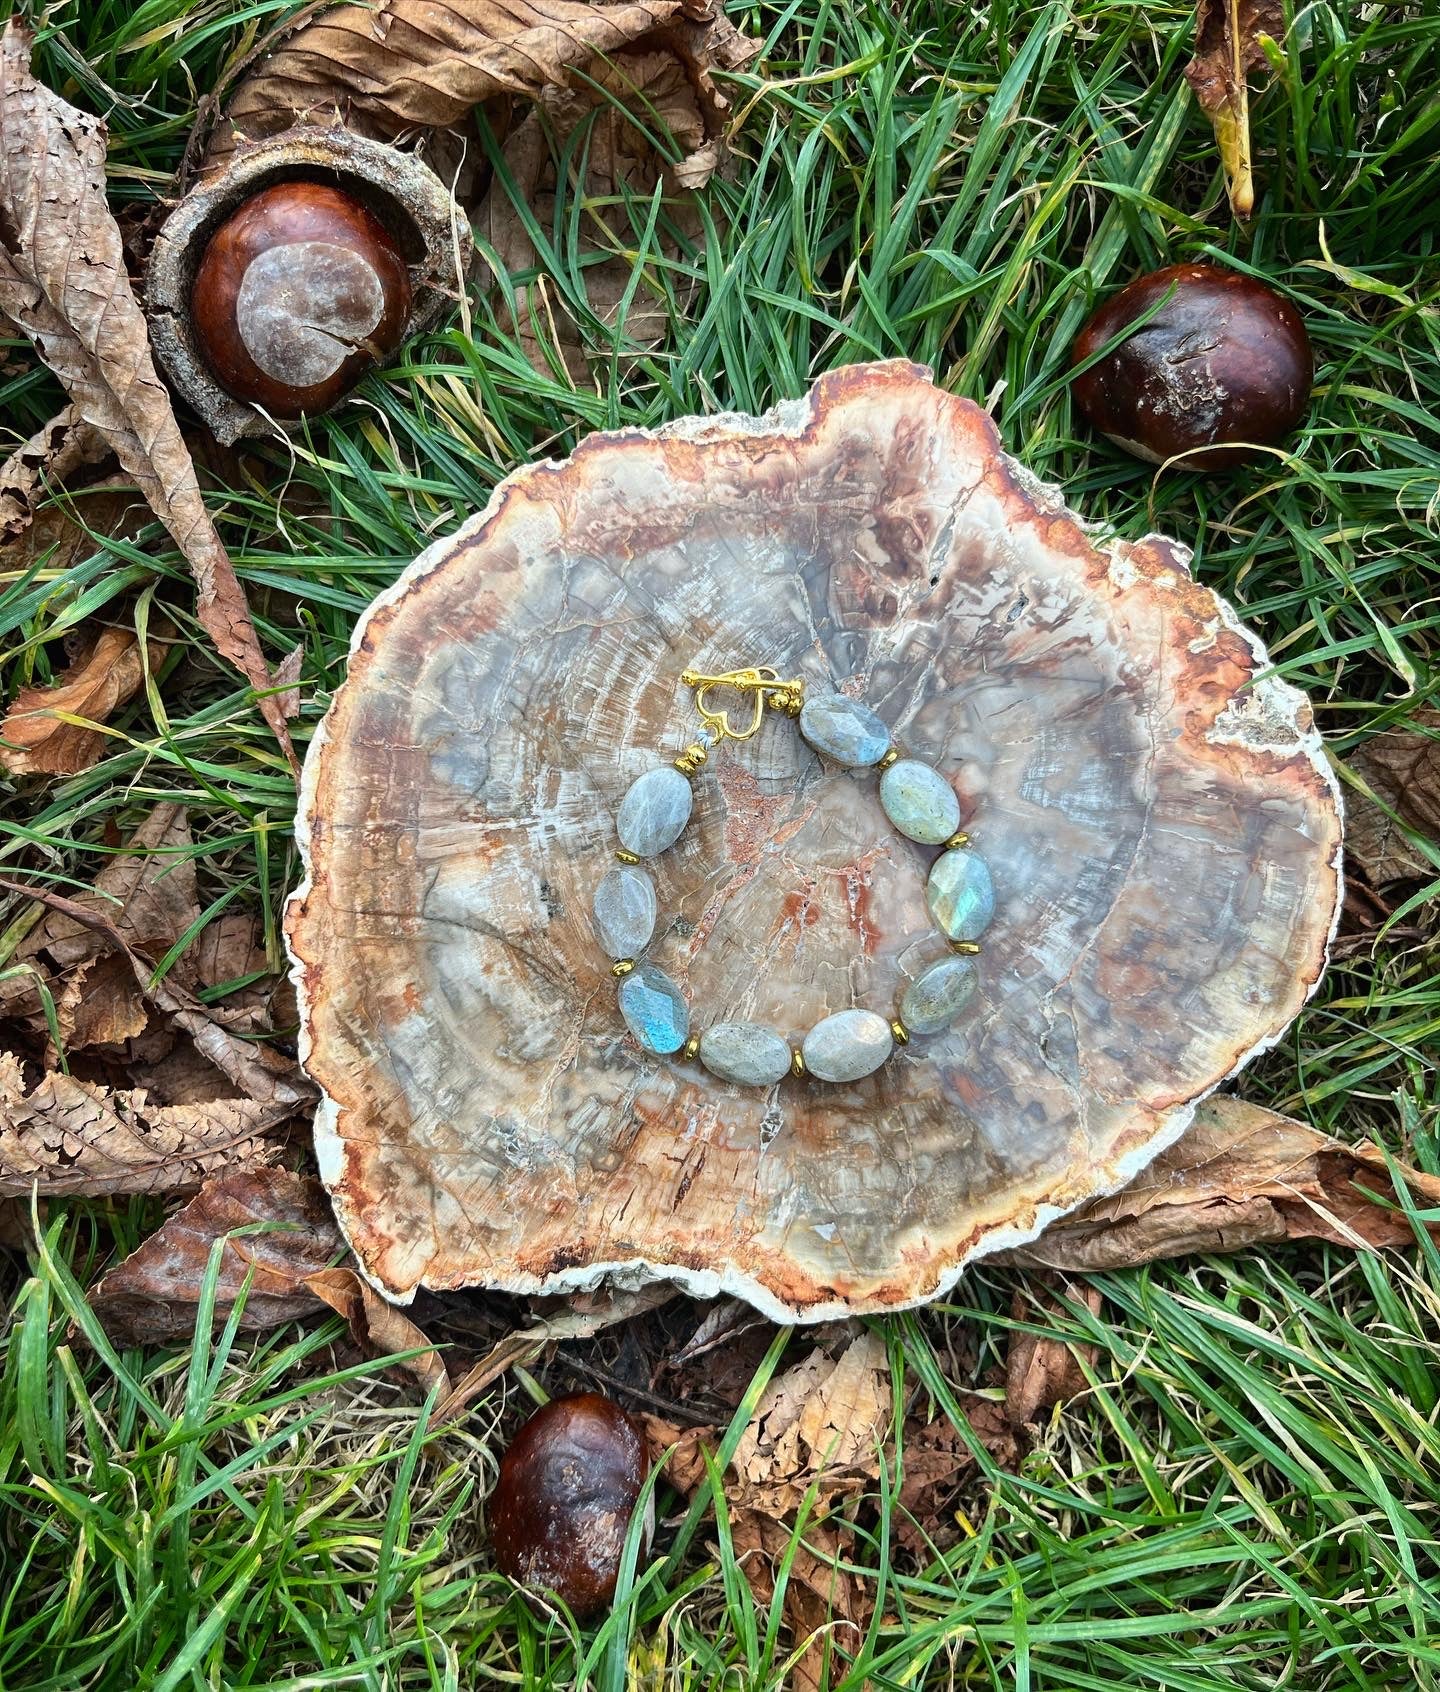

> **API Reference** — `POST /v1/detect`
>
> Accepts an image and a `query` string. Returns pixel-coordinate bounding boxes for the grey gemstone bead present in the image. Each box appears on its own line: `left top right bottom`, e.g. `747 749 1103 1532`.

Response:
927 848 995 941
799 692 890 767
879 758 961 844
900 956 978 1035
592 864 656 959
617 766 693 857
699 1022 792 1086
801 1008 893 1083
617 962 689 1055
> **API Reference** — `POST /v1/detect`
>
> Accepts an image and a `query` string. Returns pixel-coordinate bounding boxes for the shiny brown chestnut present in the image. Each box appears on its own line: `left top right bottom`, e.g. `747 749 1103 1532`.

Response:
190 181 412 418
1071 263 1312 467
490 1392 652 1616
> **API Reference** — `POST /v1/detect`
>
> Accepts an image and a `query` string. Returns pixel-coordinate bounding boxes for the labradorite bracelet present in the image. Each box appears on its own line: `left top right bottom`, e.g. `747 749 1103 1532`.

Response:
592 666 994 1086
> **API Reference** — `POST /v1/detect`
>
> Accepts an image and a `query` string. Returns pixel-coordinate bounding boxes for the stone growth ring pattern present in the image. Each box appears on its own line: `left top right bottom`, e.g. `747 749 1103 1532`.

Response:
591 666 995 1086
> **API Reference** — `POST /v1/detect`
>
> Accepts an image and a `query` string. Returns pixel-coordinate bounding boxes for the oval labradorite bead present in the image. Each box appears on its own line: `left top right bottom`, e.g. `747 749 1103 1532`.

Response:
616 766 693 858
900 955 978 1035
799 693 890 768
926 847 995 942
617 961 689 1055
699 1022 792 1086
592 864 656 960
801 1008 893 1083
879 758 961 845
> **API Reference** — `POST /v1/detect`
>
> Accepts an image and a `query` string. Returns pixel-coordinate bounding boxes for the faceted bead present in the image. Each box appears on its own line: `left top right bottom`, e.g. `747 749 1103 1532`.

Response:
879 759 961 844
592 864 656 959
801 1009 893 1083
617 962 689 1055
799 692 890 767
698 1022 792 1087
927 848 995 941
616 767 692 858
900 956 978 1035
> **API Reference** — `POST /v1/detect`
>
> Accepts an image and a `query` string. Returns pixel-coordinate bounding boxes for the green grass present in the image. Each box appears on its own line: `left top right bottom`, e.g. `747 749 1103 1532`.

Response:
2 0 1440 1685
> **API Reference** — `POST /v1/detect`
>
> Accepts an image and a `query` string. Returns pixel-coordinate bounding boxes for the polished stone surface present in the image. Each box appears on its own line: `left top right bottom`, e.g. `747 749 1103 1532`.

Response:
901 955 979 1034
802 1008 894 1083
592 864 657 959
879 758 961 844
926 848 995 941
699 1022 793 1086
617 962 689 1054
799 692 890 767
616 766 692 857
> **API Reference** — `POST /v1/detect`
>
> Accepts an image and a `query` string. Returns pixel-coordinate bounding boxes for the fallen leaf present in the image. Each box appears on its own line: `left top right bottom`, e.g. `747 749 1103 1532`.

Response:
427 1283 676 1426
0 876 313 1108
0 1050 289 1197
640 1413 716 1494
0 24 295 769
1004 1279 1103 1429
1343 712 1439 886
0 624 163 777
207 0 749 165
305 1265 450 1396
1183 0 1284 217
995 1096 1440 1271
730 1508 867 1692
87 1168 342 1340
0 405 110 538
730 1327 891 1517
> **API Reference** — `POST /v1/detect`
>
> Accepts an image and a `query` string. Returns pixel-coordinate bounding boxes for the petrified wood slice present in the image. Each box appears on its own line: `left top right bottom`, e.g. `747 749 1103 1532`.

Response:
287 360 1342 1320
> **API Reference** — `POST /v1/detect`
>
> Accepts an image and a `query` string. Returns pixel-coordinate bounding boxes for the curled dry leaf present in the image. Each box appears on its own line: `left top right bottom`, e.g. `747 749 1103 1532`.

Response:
0 405 110 538
0 624 165 777
731 1510 868 1692
1004 1279 1103 1430
995 1096 1440 1272
207 0 750 167
1343 711 1439 888
1184 0 1285 218
0 24 295 770
0 1050 288 1198
87 1169 448 1392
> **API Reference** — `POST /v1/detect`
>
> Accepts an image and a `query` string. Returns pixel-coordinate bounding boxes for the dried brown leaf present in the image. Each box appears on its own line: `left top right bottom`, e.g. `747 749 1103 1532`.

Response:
305 1264 450 1395
207 0 748 164
997 1096 1440 1272
1344 711 1440 887
0 1050 288 1198
639 1413 716 1494
0 24 295 769
1004 1279 1103 1429
0 624 162 777
0 405 110 538
87 1168 343 1341
1183 0 1284 217
730 1508 867 1692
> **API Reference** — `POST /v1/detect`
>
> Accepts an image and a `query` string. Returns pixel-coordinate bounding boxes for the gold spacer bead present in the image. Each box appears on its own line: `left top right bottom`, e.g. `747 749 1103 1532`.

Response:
943 831 970 850
673 741 710 777
878 746 901 770
682 1035 700 1061
791 1049 807 1078
612 958 636 976
950 939 982 955
890 1019 910 1046
615 848 641 864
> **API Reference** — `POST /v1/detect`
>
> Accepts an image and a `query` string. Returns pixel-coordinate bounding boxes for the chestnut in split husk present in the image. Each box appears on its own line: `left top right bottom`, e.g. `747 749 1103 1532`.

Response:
490 1393 651 1616
190 181 412 418
1071 263 1312 467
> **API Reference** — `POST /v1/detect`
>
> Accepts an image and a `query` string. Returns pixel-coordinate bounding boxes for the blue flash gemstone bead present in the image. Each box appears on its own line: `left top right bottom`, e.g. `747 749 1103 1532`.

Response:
926 847 995 942
698 1022 793 1086
592 864 656 959
799 693 891 768
802 1008 893 1083
900 955 978 1034
879 758 961 845
617 962 689 1055
616 766 692 858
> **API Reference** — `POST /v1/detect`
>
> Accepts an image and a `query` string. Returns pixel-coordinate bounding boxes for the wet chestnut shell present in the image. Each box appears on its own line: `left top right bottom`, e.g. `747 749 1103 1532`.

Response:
490 1393 651 1616
1071 263 1312 467
190 181 412 419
